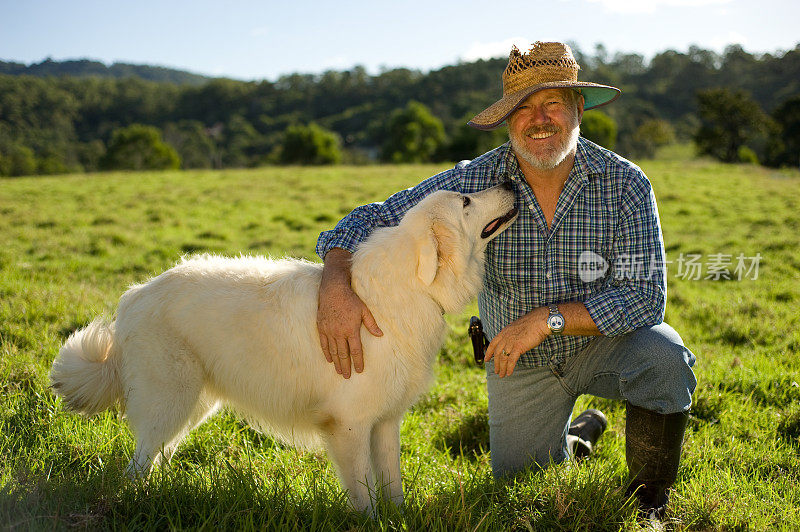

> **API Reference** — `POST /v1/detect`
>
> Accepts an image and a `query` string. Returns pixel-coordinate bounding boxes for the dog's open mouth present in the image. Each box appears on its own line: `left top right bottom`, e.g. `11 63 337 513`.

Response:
481 207 518 239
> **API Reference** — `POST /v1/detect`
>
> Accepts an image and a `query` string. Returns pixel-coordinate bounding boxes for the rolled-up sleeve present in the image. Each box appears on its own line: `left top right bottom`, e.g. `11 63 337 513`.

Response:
584 177 667 337
315 166 463 259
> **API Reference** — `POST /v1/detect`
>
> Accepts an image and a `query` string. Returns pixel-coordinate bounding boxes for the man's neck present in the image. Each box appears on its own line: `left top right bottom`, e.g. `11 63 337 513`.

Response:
516 149 576 192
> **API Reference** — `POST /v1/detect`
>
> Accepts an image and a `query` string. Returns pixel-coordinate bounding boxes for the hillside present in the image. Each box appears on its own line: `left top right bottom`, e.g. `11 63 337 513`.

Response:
0 58 210 85
1 43 799 176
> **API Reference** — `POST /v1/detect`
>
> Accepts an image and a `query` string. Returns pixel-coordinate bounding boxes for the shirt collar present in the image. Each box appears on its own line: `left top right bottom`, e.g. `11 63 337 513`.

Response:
495 141 523 182
496 137 606 184
572 137 607 181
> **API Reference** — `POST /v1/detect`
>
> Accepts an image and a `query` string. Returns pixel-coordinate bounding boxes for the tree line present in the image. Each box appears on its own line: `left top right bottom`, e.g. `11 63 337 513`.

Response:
1 43 798 176
0 58 210 86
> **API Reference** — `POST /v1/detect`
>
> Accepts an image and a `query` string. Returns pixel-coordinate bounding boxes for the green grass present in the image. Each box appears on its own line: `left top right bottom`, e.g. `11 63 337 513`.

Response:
2 158 799 530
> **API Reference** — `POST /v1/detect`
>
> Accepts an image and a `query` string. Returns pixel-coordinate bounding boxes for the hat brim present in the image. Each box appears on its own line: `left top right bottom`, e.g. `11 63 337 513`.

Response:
468 82 621 130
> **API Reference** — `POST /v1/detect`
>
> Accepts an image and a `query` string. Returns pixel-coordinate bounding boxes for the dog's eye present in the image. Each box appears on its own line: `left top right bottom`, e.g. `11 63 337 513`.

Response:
462 196 471 208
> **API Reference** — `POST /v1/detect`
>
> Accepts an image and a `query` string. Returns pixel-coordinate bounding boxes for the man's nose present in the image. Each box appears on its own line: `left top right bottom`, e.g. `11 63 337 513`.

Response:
528 104 550 123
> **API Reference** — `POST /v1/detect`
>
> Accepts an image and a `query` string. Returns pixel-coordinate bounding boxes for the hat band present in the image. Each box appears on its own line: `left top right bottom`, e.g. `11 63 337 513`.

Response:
503 65 579 95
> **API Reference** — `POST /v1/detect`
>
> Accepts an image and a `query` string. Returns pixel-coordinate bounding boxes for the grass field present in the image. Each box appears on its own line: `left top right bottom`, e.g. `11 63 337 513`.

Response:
2 154 800 530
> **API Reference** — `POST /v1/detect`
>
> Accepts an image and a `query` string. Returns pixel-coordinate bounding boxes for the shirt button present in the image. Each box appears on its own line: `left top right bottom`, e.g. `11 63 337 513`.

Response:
546 271 552 279
528 204 535 210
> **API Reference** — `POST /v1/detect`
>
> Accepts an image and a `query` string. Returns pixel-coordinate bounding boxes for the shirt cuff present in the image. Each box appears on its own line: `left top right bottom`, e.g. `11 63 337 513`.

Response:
583 289 630 337
315 229 362 258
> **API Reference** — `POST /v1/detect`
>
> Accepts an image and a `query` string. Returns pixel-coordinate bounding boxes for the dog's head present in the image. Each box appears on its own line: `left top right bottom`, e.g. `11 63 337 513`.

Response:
402 183 518 310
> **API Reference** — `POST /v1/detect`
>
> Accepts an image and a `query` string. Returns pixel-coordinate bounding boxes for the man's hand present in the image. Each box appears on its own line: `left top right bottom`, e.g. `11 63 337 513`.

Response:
484 307 550 378
317 248 383 379
484 302 602 377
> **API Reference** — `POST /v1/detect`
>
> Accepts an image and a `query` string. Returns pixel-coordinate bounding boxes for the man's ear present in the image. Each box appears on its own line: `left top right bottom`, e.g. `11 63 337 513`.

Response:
417 228 438 286
576 92 585 124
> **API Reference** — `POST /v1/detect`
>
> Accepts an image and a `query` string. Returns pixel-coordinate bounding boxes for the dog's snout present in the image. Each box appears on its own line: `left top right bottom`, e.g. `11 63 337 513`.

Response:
500 180 514 191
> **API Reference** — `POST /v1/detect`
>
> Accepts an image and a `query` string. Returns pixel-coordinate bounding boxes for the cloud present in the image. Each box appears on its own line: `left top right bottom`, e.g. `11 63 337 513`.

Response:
461 37 534 62
585 0 732 14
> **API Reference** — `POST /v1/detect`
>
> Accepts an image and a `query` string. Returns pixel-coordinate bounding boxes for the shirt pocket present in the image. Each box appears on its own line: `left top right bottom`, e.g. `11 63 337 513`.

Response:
559 195 614 287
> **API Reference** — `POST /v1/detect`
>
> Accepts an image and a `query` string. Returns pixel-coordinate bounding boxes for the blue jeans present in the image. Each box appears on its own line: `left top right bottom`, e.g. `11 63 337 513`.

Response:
485 323 697 478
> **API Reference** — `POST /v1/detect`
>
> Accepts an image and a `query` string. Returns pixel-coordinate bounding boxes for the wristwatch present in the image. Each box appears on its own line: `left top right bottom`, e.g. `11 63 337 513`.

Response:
547 304 565 335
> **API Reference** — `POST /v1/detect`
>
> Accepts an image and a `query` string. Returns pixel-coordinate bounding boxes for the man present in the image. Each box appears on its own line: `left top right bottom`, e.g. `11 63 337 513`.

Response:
315 41 696 519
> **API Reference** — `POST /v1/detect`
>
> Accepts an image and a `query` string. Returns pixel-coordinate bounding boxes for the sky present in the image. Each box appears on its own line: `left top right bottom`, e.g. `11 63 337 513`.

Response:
1 0 798 81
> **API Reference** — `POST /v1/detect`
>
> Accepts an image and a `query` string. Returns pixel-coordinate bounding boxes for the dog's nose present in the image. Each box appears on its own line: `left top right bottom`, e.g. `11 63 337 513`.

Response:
500 181 514 191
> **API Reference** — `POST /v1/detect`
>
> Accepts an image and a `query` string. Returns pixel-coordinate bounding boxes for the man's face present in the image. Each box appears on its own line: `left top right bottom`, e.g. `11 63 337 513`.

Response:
507 88 584 171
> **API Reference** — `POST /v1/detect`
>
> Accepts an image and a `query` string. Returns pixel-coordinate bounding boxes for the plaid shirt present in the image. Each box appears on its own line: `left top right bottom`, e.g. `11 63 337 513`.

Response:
316 138 667 368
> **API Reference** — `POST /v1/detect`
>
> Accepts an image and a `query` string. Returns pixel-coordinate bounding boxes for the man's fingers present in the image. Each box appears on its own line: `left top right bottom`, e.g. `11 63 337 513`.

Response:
331 351 343 374
318 332 333 363
493 349 507 376
328 336 344 374
317 294 378 378
362 308 383 337
335 338 351 379
505 351 522 377
484 338 499 363
347 335 364 374
492 347 516 378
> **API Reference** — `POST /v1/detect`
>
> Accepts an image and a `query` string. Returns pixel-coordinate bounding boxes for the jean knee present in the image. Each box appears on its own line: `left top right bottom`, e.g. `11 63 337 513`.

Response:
619 324 697 414
485 362 572 477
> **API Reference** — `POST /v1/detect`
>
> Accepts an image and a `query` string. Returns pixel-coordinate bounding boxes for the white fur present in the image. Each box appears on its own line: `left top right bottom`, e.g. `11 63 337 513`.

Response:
50 185 517 512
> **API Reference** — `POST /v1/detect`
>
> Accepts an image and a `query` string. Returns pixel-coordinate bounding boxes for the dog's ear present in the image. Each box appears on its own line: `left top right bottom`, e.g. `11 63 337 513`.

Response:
417 228 438 286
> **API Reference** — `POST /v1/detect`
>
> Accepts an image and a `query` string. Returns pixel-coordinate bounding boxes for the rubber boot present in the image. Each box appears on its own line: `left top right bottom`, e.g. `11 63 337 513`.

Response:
625 402 689 519
567 408 608 459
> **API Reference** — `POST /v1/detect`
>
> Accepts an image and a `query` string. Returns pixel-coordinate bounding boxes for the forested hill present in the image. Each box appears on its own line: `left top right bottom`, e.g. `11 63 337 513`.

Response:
1 44 799 176
0 58 210 86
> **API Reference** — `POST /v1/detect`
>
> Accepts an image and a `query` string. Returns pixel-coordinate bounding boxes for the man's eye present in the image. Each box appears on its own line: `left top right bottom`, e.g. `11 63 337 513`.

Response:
463 196 471 207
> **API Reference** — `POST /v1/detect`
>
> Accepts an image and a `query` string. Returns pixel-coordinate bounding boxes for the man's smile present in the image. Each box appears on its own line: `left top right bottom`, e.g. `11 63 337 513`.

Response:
527 130 558 140
523 124 561 142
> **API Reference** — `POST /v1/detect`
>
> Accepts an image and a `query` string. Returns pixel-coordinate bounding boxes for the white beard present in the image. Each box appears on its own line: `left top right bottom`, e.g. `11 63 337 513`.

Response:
510 123 580 171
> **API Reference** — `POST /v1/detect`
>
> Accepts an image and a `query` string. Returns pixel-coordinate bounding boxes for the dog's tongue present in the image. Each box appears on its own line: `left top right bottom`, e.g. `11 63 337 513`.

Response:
481 207 519 238
481 218 502 238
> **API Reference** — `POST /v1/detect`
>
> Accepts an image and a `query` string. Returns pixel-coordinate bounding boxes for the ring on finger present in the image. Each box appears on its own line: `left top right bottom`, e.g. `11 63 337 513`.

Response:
337 353 350 359
500 349 509 357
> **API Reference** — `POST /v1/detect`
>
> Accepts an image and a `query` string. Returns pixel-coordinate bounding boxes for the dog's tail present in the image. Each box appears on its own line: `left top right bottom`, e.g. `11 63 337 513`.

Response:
50 318 123 415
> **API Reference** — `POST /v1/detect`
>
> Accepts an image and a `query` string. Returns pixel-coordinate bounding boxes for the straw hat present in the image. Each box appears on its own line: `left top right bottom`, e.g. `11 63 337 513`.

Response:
468 41 621 130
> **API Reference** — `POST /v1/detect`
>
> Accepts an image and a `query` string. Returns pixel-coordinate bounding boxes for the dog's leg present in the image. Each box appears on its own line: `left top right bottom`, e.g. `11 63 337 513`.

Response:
159 391 220 464
126 392 214 477
370 416 404 507
325 422 375 513
122 339 207 477
126 446 156 478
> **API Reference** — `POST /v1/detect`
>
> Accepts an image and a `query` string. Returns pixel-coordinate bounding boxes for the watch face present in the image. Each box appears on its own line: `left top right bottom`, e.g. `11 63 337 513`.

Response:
548 314 565 331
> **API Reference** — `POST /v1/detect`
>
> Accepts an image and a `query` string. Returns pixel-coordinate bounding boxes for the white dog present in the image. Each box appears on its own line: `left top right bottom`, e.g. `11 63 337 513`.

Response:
50 184 517 512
